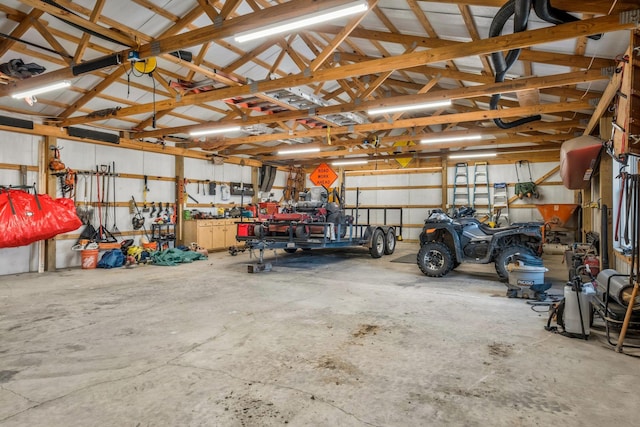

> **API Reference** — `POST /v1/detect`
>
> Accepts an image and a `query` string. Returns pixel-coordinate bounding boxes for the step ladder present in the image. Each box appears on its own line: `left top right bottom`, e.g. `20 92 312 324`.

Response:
452 163 470 209
493 182 509 226
472 162 491 219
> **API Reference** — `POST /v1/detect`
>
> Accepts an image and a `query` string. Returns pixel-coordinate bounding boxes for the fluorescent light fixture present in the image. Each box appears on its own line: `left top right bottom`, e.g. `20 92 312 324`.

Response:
332 160 368 166
368 100 451 115
449 152 497 159
277 147 321 155
190 126 242 137
234 1 369 43
420 134 483 144
11 81 71 99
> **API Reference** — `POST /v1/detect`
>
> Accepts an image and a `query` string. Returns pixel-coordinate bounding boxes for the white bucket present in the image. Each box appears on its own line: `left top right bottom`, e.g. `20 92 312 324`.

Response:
507 262 548 287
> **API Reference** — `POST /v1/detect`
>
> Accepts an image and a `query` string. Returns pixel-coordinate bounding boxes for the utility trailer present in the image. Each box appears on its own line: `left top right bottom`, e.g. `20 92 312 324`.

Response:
232 220 397 273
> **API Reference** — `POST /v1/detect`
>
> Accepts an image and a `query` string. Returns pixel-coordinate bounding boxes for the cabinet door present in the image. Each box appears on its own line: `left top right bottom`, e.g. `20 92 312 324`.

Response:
197 223 214 250
224 220 238 247
210 224 226 250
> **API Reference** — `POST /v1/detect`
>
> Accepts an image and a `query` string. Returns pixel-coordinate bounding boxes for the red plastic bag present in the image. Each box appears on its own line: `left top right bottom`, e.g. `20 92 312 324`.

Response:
0 188 82 248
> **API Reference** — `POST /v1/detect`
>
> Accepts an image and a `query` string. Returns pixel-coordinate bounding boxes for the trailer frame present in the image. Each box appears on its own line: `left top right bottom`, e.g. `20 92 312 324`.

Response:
232 220 396 273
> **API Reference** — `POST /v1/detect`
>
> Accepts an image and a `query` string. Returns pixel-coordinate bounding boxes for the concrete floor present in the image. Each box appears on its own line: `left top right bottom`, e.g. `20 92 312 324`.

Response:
1 242 639 426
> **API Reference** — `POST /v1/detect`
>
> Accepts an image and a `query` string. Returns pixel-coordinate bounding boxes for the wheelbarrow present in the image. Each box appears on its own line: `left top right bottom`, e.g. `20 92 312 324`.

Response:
515 160 539 199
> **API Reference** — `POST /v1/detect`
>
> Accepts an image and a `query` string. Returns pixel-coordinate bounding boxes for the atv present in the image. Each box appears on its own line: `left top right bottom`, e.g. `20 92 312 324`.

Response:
417 207 543 280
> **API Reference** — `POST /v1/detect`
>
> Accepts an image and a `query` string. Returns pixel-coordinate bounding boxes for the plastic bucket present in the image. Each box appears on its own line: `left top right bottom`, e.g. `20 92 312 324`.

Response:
81 249 99 269
142 242 158 251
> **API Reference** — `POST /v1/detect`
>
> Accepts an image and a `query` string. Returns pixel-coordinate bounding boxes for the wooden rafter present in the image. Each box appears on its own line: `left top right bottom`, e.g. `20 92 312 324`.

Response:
55 12 634 128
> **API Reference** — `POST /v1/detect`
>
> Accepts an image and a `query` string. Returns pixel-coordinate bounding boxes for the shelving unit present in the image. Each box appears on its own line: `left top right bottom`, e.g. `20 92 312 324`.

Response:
151 223 176 250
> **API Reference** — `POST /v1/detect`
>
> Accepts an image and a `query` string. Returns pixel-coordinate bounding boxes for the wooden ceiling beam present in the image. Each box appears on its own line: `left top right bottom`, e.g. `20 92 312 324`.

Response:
0 0 359 97
309 0 377 72
418 0 638 15
18 0 137 47
201 100 591 148
73 0 106 64
59 11 626 129
30 17 73 64
316 25 615 70
0 9 44 57
135 69 603 139
230 120 582 156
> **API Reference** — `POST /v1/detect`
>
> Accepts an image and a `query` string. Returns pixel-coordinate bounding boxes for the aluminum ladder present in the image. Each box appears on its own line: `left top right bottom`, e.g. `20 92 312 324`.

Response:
472 162 491 219
493 182 509 226
452 163 470 209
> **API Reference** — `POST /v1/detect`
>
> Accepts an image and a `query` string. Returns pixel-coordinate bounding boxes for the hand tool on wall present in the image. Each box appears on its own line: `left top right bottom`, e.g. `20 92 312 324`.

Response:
614 170 627 242
111 161 120 235
150 202 157 217
157 202 163 218
143 175 150 212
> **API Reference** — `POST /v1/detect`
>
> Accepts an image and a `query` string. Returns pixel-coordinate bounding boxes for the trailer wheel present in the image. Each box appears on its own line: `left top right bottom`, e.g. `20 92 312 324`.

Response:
295 224 310 239
283 248 297 254
254 224 265 239
384 228 396 255
369 229 385 258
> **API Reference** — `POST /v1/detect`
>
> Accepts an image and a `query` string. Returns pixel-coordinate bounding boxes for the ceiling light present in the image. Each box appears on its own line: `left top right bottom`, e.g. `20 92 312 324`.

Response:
448 152 497 159
234 1 369 43
11 81 71 99
420 134 483 144
368 100 451 115
277 147 321 155
332 160 368 166
189 126 241 137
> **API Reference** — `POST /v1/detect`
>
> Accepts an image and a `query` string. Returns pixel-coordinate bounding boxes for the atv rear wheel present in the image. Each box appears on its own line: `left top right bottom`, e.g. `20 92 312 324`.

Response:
495 245 535 281
417 242 454 277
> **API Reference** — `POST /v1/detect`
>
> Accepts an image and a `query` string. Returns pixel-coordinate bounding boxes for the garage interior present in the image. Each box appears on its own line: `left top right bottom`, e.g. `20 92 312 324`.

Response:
1 0 639 425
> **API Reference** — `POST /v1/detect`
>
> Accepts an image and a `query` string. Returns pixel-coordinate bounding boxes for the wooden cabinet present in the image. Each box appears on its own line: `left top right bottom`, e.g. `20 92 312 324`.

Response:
183 219 239 251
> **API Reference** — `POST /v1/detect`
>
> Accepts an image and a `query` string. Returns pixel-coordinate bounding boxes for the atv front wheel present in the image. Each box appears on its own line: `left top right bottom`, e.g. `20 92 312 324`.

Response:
417 242 454 277
494 245 535 281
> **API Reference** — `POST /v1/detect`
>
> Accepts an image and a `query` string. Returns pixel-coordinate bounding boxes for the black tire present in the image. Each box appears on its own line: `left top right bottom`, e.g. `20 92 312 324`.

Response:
384 228 396 255
369 229 385 258
417 242 454 277
254 224 265 239
283 248 297 254
295 224 310 239
494 245 536 281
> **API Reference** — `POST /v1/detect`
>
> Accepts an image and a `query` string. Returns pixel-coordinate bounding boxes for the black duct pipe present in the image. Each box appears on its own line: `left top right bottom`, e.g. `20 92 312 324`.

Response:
533 0 602 40
0 115 34 130
488 0 602 129
72 54 122 76
489 0 542 129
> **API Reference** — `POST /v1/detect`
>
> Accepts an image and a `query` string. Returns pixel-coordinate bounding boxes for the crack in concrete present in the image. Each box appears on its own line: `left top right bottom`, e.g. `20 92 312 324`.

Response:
168 361 382 427
0 385 39 405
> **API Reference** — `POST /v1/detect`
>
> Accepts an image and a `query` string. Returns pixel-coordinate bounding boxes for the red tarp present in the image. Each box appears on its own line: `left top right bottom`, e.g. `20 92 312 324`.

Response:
0 188 82 248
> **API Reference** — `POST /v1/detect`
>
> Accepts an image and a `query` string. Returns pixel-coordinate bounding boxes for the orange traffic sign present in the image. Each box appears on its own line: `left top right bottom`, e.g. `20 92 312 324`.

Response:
310 163 338 187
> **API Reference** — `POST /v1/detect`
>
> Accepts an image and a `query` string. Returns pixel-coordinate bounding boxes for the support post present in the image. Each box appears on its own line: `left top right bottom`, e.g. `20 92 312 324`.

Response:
175 155 185 245
441 158 448 210
44 136 56 271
